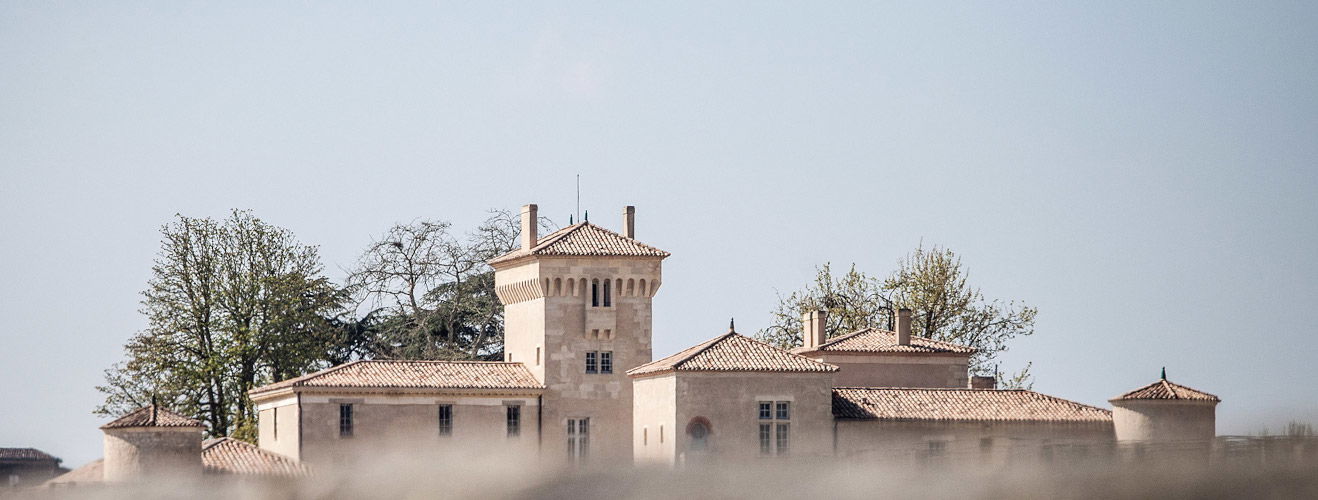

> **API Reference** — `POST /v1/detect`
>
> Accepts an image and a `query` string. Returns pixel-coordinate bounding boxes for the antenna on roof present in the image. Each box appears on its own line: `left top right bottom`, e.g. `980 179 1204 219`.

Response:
1161 367 1167 380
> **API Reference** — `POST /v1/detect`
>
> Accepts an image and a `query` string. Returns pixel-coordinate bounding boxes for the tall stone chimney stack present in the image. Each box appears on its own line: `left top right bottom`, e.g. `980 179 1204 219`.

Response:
520 204 538 250
896 308 912 346
622 206 636 238
801 310 828 349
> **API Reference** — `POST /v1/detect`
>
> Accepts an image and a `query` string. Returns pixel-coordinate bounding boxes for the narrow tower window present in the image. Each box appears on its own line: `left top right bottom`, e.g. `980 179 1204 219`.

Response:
603 280 611 307
506 405 521 437
591 280 599 307
339 404 354 438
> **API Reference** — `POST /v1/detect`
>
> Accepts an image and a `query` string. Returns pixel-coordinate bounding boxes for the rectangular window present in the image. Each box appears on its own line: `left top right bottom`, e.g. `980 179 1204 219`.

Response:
585 351 598 373
603 280 611 307
757 401 790 456
600 351 613 374
591 282 599 307
775 423 790 455
568 418 590 460
438 405 452 436
506 405 521 437
339 404 353 438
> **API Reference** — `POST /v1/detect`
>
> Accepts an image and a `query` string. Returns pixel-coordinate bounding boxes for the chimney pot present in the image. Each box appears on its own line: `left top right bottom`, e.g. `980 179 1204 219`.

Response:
520 204 538 250
896 308 912 346
622 206 636 238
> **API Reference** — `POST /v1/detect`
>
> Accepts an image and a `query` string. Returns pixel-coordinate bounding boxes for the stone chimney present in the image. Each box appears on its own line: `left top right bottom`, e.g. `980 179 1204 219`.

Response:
970 376 997 389
896 308 912 346
622 206 636 238
520 204 538 250
801 310 828 349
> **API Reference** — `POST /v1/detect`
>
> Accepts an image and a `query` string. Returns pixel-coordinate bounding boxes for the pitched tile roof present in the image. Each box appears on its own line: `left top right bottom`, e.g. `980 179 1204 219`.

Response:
795 327 976 355
202 438 308 477
250 360 543 396
0 448 59 462
488 222 669 265
100 405 204 429
833 388 1113 423
45 459 103 485
629 331 839 377
1111 379 1220 402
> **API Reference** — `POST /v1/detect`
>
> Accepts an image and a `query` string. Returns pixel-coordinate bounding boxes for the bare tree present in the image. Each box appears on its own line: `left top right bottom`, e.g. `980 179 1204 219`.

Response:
347 209 552 360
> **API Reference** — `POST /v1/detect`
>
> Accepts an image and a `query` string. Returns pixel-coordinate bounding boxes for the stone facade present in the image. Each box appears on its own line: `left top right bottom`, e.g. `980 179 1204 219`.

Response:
102 427 203 481
633 371 836 464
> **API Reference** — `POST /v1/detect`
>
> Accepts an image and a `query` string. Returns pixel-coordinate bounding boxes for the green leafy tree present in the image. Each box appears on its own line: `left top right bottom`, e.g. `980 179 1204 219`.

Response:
757 244 1037 385
96 210 346 440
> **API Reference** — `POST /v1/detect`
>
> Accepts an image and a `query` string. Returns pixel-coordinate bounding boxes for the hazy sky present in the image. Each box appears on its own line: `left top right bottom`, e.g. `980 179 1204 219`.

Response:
3 2 1316 466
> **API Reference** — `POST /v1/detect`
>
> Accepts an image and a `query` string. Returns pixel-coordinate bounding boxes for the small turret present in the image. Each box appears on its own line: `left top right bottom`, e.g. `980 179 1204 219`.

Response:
99 404 205 481
1110 371 1220 445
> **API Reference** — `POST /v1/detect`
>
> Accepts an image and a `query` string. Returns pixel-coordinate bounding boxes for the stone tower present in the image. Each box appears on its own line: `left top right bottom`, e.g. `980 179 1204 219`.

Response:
1110 373 1220 446
489 204 668 462
100 404 205 481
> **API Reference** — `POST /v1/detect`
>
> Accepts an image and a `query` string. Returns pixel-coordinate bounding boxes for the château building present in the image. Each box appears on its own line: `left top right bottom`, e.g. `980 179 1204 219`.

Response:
47 203 1224 486
244 204 1220 465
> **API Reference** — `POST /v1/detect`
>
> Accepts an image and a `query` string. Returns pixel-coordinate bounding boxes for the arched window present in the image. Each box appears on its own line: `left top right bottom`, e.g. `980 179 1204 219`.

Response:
591 279 599 307
602 279 611 307
687 417 711 451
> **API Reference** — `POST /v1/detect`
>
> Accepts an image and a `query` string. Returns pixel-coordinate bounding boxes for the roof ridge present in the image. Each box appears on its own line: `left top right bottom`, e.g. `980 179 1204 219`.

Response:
673 332 741 369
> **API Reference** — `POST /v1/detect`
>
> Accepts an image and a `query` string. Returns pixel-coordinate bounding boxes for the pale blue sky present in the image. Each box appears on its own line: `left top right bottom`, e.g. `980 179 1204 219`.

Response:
2 2 1316 466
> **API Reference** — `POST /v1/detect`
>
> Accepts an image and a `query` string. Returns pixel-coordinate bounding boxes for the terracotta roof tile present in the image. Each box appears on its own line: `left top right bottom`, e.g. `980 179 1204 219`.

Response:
45 459 103 485
833 387 1113 423
100 405 204 429
202 438 308 477
1111 379 1219 402
796 327 976 355
0 448 59 462
250 360 543 396
629 332 839 377
489 222 669 265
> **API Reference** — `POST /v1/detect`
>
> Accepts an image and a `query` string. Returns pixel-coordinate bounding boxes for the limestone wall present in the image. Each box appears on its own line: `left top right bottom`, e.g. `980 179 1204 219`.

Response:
835 420 1115 465
1112 400 1216 443
256 395 301 460
634 371 836 463
632 374 677 465
102 427 203 481
291 393 540 466
498 256 662 464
